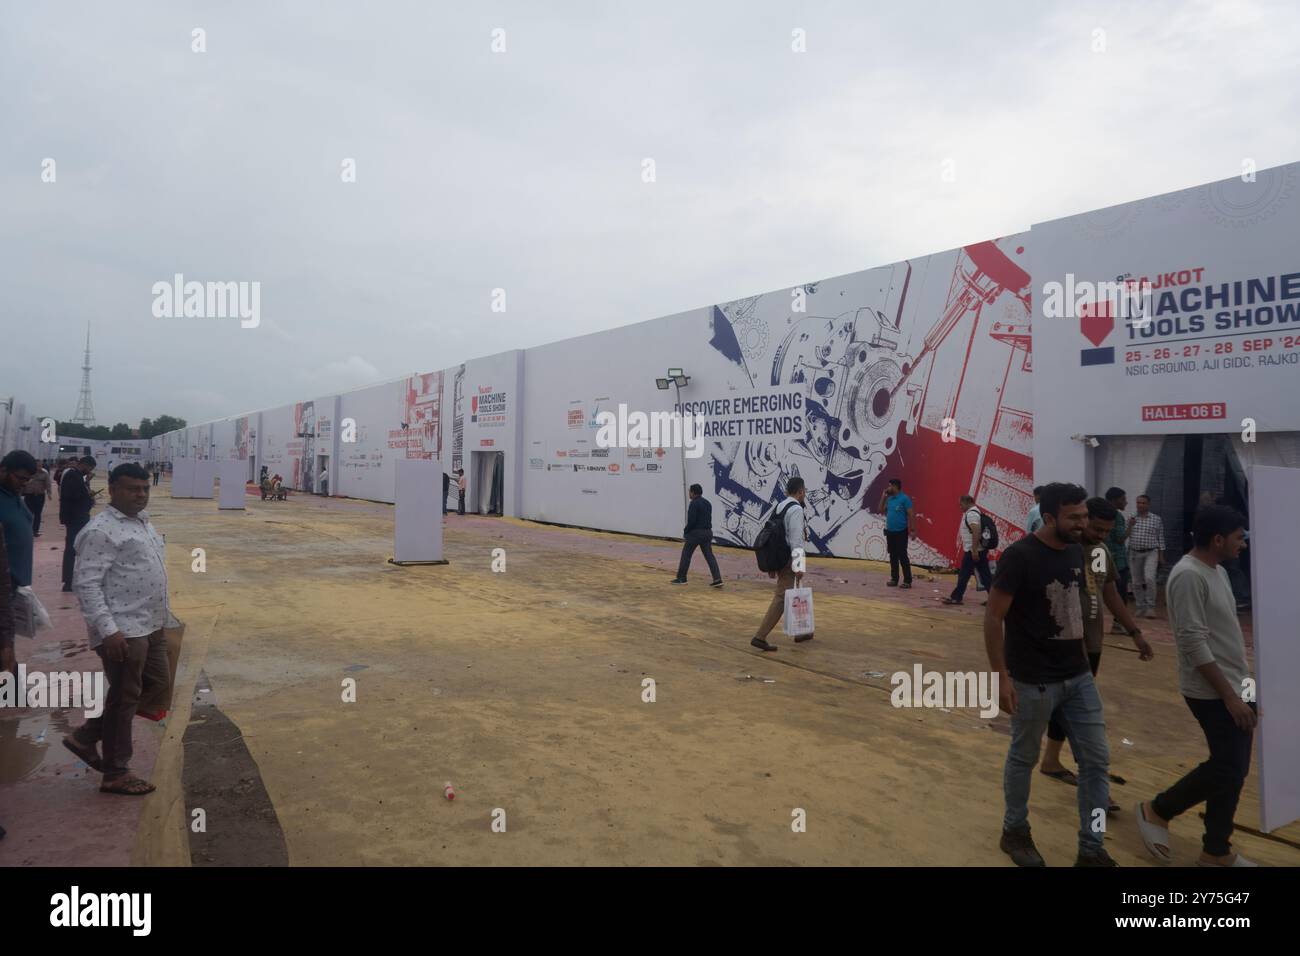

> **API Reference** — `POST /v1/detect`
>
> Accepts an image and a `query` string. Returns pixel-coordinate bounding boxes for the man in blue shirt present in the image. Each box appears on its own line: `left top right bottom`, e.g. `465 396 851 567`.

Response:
879 477 915 588
1025 485 1044 534
0 450 37 591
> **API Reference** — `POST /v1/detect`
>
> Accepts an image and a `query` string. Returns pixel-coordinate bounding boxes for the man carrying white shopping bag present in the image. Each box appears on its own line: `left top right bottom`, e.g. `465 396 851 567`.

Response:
783 586 815 640
750 476 812 651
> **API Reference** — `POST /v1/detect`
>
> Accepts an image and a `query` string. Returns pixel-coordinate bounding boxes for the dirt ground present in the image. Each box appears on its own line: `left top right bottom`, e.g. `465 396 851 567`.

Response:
127 486 1299 866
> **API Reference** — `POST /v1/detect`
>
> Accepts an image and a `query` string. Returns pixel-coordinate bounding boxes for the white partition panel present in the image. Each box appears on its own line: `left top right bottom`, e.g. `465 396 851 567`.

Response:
170 459 196 498
217 460 247 510
192 460 219 499
1249 464 1300 833
393 457 445 564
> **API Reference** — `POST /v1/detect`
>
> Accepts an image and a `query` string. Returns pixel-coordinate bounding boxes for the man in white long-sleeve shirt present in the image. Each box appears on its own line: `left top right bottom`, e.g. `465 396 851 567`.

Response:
1137 505 1256 867
750 476 810 652
64 463 172 796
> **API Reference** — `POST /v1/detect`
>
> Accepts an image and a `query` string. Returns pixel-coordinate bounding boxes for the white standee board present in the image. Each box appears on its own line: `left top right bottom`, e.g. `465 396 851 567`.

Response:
217 460 247 510
170 459 195 498
1249 464 1300 833
192 460 218 499
392 458 446 565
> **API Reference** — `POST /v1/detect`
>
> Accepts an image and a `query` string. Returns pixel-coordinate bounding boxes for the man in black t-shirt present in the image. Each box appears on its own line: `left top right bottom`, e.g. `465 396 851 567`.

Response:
984 482 1115 867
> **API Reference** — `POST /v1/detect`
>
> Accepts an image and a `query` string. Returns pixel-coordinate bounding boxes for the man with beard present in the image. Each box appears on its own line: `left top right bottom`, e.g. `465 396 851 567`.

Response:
1039 497 1152 797
984 482 1115 867
1137 505 1257 867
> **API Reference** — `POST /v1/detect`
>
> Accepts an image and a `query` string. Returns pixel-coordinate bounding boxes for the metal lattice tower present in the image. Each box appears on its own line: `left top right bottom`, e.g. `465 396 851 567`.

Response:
71 322 96 426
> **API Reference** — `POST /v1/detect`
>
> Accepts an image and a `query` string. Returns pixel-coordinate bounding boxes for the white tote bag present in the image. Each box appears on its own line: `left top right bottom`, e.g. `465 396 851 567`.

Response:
783 587 815 637
12 587 52 638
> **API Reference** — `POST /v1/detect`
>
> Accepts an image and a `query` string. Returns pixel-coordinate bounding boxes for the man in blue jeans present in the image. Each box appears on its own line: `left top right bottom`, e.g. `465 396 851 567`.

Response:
941 494 990 606
984 482 1115 867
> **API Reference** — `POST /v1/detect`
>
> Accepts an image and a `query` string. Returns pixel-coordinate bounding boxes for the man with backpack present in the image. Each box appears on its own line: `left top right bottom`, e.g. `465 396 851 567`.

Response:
750 476 811 652
942 494 995 606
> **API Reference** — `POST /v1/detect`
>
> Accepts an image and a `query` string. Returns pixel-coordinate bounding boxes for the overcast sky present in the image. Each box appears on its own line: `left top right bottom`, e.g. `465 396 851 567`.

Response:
2 0 1297 428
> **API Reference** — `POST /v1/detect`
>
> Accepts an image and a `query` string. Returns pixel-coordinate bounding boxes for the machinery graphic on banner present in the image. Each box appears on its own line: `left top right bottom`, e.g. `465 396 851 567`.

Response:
400 371 443 460
705 238 1033 564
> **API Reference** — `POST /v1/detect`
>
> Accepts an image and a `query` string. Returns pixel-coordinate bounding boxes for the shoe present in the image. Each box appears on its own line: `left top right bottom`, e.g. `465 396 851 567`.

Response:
1075 847 1119 867
941 597 963 605
669 578 687 585
793 633 814 643
899 582 912 589
710 580 723 588
1110 623 1126 634
886 580 899 587
750 637 778 652
1000 826 1045 867
1197 853 1257 867
61 584 72 592
975 584 986 591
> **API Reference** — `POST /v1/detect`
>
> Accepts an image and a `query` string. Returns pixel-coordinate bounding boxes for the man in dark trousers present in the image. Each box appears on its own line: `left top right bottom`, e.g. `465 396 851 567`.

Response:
670 484 723 587
1137 505 1257 867
59 455 97 592
879 478 915 588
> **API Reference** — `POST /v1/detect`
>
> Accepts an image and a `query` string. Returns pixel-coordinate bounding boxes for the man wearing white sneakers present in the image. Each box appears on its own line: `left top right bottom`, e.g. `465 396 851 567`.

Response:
1137 505 1257 867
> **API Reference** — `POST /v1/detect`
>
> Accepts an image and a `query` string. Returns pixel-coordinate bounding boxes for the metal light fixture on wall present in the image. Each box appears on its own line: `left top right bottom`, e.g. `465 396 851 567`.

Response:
655 368 692 514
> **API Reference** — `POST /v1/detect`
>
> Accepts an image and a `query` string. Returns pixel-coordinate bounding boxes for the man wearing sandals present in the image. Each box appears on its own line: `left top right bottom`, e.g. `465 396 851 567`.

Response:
64 463 171 797
985 482 1116 867
1039 497 1151 788
1137 505 1257 867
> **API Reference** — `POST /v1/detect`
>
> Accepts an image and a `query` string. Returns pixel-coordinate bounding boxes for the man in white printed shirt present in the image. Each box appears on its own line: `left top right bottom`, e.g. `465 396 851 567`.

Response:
64 463 172 796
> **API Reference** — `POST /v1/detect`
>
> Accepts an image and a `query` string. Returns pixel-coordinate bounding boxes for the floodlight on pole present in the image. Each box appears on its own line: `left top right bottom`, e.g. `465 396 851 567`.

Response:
655 368 692 514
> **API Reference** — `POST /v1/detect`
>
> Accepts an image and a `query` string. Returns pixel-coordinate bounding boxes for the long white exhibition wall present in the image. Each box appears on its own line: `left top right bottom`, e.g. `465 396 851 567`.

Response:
336 378 409 502
258 402 297 487
522 236 1034 566
521 308 711 538
459 350 525 516
1034 161 1300 485
155 162 1300 568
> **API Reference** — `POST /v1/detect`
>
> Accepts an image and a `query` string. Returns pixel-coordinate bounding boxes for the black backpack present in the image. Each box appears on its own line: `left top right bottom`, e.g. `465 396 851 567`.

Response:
978 511 999 550
755 500 798 571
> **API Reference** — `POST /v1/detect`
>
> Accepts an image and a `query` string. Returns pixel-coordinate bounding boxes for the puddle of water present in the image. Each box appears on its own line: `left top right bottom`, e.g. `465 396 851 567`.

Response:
0 709 78 783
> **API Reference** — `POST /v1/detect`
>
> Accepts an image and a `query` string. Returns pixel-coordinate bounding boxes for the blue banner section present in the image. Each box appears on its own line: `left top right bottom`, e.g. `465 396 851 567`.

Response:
1081 346 1114 366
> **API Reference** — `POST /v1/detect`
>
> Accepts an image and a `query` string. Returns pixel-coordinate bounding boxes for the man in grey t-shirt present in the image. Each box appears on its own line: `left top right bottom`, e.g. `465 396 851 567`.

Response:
1137 506 1256 867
